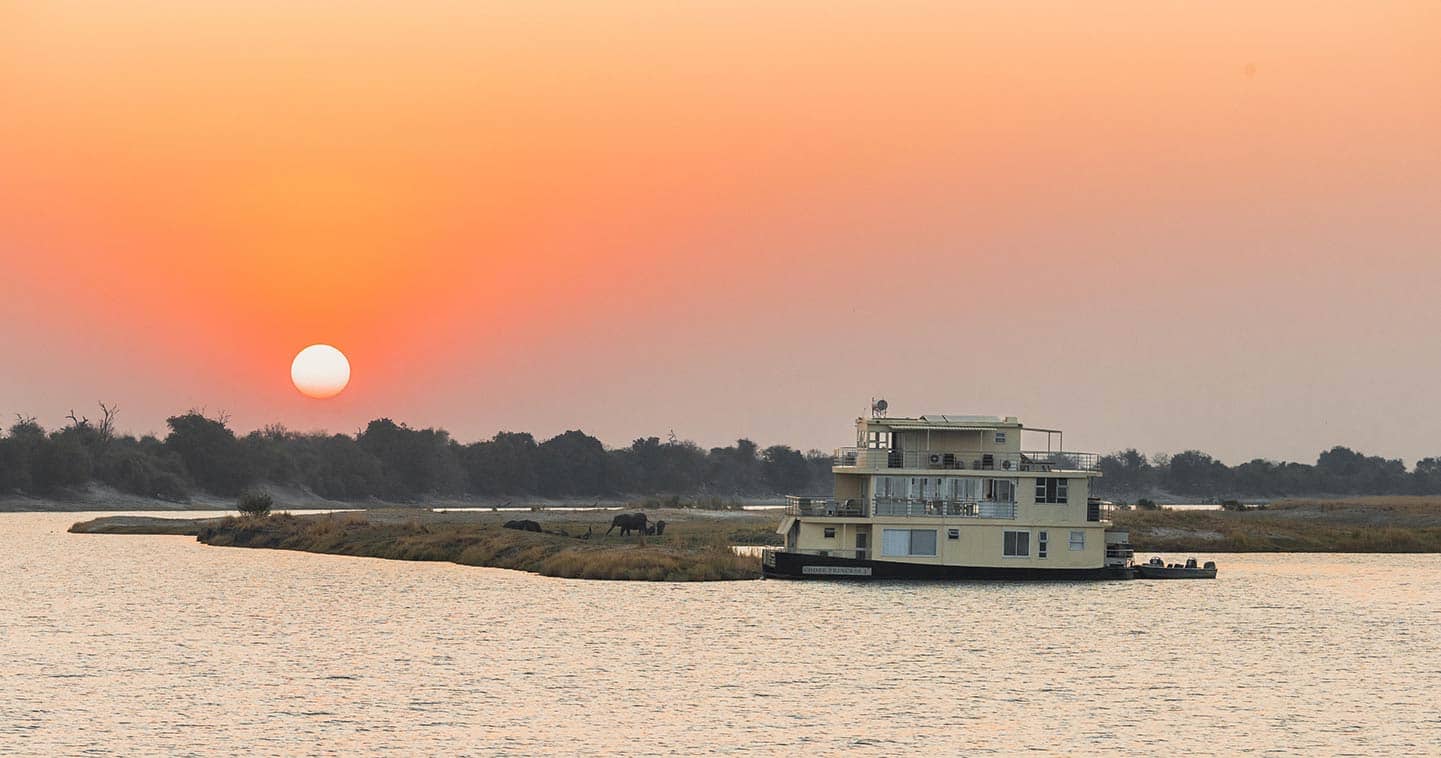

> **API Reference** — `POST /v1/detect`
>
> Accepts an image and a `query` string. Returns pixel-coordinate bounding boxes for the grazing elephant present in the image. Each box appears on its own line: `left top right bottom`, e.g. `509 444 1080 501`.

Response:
653 520 666 536
606 512 648 536
503 519 543 532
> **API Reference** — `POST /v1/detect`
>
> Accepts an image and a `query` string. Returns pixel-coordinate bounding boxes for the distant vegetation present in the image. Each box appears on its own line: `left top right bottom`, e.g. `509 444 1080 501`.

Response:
6 405 1441 503
0 405 830 502
1094 448 1441 499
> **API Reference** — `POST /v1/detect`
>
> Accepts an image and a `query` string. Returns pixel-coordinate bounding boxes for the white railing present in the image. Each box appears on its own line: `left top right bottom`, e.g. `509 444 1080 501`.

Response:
833 449 1099 472
784 496 1016 519
785 496 868 517
872 499 1017 519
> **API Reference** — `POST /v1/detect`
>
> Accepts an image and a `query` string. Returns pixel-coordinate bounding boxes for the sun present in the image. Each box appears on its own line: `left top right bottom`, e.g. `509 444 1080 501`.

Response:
291 344 351 399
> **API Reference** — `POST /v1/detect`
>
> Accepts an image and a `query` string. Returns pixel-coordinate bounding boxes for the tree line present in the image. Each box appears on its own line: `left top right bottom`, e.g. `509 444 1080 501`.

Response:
3 406 1438 502
0 406 832 502
1094 447 1441 499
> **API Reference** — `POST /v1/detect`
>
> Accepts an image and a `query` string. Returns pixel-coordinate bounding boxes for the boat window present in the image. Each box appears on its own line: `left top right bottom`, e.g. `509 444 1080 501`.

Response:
933 477 978 500
985 479 1016 502
994 432 1006 444
881 529 938 557
1038 530 1048 558
823 527 836 539
1003 530 1030 557
865 431 892 449
1069 531 1085 551
1035 478 1069 504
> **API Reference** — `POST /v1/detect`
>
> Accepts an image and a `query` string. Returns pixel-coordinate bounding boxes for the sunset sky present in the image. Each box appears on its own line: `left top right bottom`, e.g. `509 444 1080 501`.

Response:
2 1 1438 463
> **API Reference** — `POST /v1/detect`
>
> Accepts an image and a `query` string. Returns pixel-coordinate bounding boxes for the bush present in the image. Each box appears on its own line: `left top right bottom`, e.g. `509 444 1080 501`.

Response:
1136 498 1158 510
237 490 274 518
1220 499 1247 511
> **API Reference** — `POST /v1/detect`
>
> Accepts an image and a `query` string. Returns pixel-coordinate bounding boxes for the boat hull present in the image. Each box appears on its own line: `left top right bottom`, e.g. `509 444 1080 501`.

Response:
761 550 1133 581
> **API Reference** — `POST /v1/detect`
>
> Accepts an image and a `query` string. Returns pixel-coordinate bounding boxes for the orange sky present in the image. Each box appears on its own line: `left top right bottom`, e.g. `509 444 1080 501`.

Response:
2 1 1439 462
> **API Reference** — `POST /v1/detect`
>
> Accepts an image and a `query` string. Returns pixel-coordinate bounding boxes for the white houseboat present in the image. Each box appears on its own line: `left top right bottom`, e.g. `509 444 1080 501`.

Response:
763 407 1135 580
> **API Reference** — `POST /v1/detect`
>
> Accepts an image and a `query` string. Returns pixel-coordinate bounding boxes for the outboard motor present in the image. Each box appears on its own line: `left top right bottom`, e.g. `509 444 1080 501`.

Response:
1203 561 1216 570
1185 558 1198 569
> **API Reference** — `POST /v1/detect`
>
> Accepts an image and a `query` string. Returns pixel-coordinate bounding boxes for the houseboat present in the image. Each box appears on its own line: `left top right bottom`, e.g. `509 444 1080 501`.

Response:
763 408 1136 580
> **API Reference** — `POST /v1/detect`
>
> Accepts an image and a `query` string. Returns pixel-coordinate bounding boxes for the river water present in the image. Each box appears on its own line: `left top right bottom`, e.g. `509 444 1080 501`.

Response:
3 512 1439 755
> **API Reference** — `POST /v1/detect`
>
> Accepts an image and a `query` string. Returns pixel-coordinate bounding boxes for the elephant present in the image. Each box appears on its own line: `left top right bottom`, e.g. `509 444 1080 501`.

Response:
605 512 648 536
503 519 543 532
644 520 668 536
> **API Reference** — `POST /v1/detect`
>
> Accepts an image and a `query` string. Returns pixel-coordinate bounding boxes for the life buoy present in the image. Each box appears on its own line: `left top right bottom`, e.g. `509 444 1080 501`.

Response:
1002 459 1014 471
928 453 941 465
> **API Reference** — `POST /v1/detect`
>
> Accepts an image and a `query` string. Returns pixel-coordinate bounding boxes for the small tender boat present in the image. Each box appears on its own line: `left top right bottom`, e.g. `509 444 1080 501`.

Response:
1133 556 1217 579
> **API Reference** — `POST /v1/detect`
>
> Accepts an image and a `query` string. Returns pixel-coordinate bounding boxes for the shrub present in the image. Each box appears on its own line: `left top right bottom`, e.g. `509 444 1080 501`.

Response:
1136 498 1158 510
237 489 274 518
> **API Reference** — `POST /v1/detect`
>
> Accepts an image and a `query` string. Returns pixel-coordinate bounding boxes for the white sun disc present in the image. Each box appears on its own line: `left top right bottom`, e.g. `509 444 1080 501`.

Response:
291 344 351 399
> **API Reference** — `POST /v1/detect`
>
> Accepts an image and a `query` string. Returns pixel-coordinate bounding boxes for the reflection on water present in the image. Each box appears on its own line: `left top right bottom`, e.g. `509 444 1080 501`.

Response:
3 513 1439 754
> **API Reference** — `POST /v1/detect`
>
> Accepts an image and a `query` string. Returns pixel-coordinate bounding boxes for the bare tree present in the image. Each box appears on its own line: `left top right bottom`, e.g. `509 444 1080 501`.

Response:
97 403 118 442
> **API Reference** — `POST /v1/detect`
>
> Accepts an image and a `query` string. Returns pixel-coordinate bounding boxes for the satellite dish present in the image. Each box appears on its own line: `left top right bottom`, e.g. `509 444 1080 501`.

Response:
872 398 889 417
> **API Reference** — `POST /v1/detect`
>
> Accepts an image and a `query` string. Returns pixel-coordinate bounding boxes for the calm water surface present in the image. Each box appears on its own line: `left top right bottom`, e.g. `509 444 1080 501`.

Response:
3 513 1439 755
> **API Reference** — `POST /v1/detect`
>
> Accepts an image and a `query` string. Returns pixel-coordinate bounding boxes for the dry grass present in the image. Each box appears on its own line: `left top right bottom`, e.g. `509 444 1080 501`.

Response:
191 512 763 580
1115 498 1441 552
69 516 222 535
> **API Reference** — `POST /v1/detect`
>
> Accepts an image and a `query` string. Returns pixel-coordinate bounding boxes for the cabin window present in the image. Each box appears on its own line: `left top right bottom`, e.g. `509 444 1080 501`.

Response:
1003 530 1030 557
941 477 980 501
881 529 938 557
1038 530 1048 558
1035 478 1069 504
823 527 836 539
985 479 1016 502
948 528 960 540
1069 531 1085 551
864 431 892 449
994 432 1006 444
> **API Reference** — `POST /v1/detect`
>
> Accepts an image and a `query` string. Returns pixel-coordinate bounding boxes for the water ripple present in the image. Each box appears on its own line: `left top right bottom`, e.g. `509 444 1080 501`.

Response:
3 513 1440 754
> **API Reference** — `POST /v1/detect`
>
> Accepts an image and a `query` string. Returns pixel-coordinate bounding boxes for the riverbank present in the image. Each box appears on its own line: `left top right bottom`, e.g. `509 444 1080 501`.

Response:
1117 497 1441 552
68 496 1441 580
70 508 771 581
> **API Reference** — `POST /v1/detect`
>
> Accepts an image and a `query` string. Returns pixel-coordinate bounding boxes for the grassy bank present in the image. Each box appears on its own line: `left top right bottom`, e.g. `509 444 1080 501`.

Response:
1116 497 1441 552
68 515 222 535
74 509 770 581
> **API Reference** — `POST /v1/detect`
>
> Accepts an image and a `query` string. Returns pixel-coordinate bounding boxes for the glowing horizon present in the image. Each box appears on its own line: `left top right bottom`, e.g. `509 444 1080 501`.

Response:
2 1 1439 462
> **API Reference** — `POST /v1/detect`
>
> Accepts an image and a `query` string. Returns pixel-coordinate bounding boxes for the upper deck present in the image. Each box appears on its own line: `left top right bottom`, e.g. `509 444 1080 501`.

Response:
832 448 1100 473
837 413 1099 474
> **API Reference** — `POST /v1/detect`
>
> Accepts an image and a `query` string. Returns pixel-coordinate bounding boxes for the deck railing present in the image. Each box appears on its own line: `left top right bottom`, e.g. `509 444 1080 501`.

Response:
784 496 868 517
784 496 1017 519
832 448 1099 473
872 499 1017 519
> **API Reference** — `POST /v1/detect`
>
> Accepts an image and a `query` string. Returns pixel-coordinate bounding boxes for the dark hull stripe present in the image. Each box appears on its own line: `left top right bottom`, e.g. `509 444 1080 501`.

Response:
762 551 1134 581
